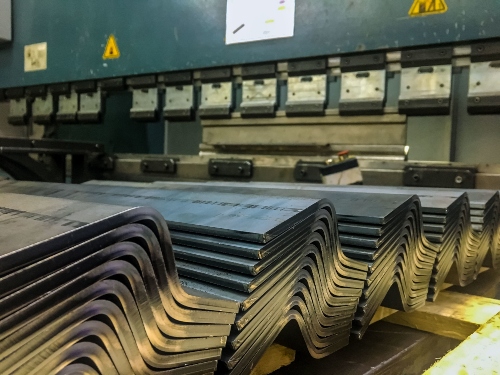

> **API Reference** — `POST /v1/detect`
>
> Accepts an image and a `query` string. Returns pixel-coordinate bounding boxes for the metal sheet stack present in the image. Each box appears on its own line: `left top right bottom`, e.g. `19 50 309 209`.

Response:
0 180 367 375
0 191 239 375
128 181 438 339
76 181 500 325
311 186 500 299
316 187 473 300
419 194 473 300
467 190 500 271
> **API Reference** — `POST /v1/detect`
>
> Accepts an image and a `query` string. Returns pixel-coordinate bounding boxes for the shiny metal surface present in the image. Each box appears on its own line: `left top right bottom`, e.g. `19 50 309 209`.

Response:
83 181 440 340
0 181 368 374
0 190 237 374
2 180 499 374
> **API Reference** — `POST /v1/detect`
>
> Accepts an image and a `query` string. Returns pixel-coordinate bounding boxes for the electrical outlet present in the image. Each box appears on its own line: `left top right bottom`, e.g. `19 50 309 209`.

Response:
24 42 47 72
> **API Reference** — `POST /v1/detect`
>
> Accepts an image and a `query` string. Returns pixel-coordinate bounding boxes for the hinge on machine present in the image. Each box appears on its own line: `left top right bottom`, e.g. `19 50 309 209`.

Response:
404 165 476 189
141 158 178 174
209 159 253 178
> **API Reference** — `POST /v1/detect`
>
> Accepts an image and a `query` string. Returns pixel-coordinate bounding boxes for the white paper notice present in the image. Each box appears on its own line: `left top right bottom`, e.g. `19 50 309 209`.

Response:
225 0 295 45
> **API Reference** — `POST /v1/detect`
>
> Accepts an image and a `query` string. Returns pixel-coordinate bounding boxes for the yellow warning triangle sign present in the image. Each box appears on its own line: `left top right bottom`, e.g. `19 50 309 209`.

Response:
103 35 120 60
409 0 448 17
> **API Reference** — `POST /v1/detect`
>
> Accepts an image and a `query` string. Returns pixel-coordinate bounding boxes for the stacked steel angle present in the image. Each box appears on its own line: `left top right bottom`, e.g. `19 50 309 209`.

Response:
467 190 500 271
144 181 439 339
1 179 499 374
0 192 238 375
295 186 500 299
185 182 499 302
0 180 367 375
62 180 437 338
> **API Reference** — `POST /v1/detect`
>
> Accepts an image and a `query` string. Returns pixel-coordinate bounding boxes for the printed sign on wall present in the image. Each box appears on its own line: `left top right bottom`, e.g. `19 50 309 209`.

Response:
226 0 296 45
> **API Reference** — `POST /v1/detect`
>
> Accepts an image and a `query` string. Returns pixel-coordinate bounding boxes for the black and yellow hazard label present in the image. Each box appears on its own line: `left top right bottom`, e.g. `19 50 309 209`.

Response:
409 0 448 17
103 35 120 60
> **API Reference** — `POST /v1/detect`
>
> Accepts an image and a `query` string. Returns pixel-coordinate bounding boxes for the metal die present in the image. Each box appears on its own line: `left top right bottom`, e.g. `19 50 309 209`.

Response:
240 78 277 117
130 87 160 122
8 98 31 126
56 90 79 123
339 70 386 115
164 85 194 120
286 74 327 116
32 93 55 124
398 65 452 115
468 61 500 114
77 89 103 123
199 81 233 119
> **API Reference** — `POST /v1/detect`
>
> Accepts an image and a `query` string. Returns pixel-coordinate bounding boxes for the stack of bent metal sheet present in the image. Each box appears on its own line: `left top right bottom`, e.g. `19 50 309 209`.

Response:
308 186 500 299
467 190 500 271
355 188 500 276
219 183 495 301
85 180 438 340
0 180 367 375
0 192 240 375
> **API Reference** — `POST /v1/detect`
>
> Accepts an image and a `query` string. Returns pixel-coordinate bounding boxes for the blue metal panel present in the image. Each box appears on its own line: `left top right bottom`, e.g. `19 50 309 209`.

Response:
1 0 499 88
56 93 164 154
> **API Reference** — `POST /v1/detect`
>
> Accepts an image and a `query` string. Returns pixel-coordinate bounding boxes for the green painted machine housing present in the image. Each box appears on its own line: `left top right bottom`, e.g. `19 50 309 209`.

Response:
1 0 500 88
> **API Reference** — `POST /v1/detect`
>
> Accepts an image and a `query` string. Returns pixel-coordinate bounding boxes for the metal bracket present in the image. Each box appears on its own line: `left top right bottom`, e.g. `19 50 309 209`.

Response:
130 87 160 122
240 78 277 117
288 59 326 75
399 47 453 115
8 98 31 126
400 47 453 68
74 81 98 94
468 60 500 114
77 89 103 123
199 82 233 119
398 65 452 115
470 41 500 63
32 93 56 124
25 85 47 98
286 75 327 116
164 85 194 120
56 90 79 123
209 159 253 178
241 64 276 79
161 71 193 85
50 83 78 123
200 68 232 81
339 70 386 115
50 83 71 96
340 53 386 72
294 161 325 183
404 165 476 189
141 158 177 174
127 75 157 89
101 78 126 92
